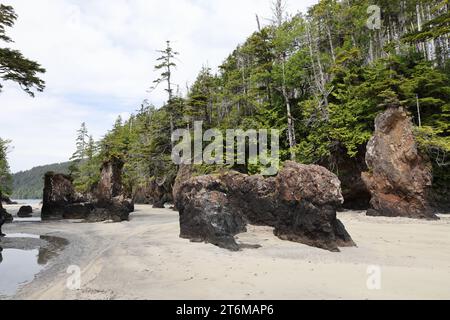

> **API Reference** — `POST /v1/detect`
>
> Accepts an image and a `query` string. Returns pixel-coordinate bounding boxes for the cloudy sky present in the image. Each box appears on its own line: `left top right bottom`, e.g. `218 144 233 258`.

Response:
0 0 317 173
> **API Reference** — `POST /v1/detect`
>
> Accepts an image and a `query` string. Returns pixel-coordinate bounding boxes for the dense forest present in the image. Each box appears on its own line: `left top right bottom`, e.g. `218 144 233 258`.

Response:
1 1 449 209
11 162 72 199
66 0 449 209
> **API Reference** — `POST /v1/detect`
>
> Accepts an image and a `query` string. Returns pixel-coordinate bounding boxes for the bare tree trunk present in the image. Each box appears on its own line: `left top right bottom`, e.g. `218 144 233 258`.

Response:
416 94 422 128
281 59 296 159
326 22 336 63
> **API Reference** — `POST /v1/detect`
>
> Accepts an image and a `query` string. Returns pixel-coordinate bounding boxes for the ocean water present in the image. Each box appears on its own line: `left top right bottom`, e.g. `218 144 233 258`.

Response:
11 199 41 206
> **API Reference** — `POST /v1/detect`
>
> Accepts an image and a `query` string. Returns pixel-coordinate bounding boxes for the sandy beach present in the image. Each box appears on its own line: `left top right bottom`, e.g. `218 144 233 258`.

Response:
1 204 450 300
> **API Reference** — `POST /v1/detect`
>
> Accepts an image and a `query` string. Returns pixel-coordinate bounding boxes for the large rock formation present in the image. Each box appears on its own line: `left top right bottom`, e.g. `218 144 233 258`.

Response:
362 107 438 220
41 173 83 220
133 180 173 208
0 196 6 236
177 175 247 251
274 162 354 251
95 158 124 202
176 161 355 252
172 165 194 210
42 159 134 222
1 194 17 205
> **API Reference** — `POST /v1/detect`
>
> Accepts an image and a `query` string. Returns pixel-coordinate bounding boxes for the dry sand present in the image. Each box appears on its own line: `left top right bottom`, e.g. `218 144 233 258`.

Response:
2 204 450 300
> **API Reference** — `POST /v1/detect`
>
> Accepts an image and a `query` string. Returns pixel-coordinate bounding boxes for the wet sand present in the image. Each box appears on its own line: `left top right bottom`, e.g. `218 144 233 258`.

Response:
2 204 450 300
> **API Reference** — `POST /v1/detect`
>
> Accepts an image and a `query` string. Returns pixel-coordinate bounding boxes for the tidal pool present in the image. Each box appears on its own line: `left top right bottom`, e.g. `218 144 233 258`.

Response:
0 248 43 298
0 233 68 298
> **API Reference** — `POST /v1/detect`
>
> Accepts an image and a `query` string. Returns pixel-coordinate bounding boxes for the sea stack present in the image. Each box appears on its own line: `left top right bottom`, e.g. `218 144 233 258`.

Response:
176 161 355 252
362 107 438 220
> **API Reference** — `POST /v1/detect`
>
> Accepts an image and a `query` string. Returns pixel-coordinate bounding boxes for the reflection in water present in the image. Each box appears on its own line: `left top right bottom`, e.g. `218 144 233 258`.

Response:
0 248 43 297
0 233 68 297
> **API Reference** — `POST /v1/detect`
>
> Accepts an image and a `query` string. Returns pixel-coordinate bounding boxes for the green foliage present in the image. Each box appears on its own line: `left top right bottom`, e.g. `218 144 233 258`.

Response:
0 138 12 196
0 4 45 97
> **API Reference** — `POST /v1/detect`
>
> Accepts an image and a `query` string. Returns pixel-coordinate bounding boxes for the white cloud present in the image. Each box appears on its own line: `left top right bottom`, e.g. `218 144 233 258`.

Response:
0 0 318 172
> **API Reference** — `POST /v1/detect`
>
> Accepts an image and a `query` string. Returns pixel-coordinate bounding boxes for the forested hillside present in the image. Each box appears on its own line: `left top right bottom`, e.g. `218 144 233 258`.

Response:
11 162 72 199
1 1 449 206
66 0 450 209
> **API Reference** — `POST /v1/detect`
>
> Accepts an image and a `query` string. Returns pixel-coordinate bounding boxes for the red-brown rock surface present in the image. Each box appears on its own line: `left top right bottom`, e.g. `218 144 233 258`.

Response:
41 158 134 222
175 161 355 252
362 107 438 220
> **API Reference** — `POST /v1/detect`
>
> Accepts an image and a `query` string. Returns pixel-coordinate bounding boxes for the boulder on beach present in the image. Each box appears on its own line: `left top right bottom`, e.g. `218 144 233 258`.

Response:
362 107 438 220
18 205 33 218
175 161 355 252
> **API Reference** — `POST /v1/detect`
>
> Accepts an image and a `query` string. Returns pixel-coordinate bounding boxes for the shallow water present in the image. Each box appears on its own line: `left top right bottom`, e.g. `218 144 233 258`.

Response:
0 248 43 298
5 233 40 239
13 217 42 223
0 233 68 298
11 199 41 206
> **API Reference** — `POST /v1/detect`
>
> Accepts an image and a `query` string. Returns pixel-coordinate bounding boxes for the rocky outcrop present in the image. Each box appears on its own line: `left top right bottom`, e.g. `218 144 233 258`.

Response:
173 165 193 202
41 159 134 222
222 172 279 227
133 173 175 208
362 107 438 220
148 180 172 208
0 199 6 236
1 194 17 205
0 191 13 236
172 165 194 209
177 175 247 251
133 180 173 208
18 205 33 218
41 173 82 220
95 158 124 202
133 185 152 204
320 145 371 210
274 162 354 251
176 161 355 252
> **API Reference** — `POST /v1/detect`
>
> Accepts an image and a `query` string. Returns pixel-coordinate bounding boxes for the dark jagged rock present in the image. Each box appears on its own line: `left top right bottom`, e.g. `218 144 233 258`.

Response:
1 194 17 205
176 175 247 251
176 161 355 252
18 205 33 218
148 180 172 208
0 191 13 236
133 175 174 208
133 180 172 208
222 172 278 227
41 158 134 222
274 162 355 252
172 165 194 207
362 107 438 220
41 173 82 220
320 145 371 210
133 185 152 204
88 196 134 222
0 198 6 236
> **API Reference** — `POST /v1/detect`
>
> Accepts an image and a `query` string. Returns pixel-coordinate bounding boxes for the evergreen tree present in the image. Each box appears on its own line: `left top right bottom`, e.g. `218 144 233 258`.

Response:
0 4 45 97
0 138 12 196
